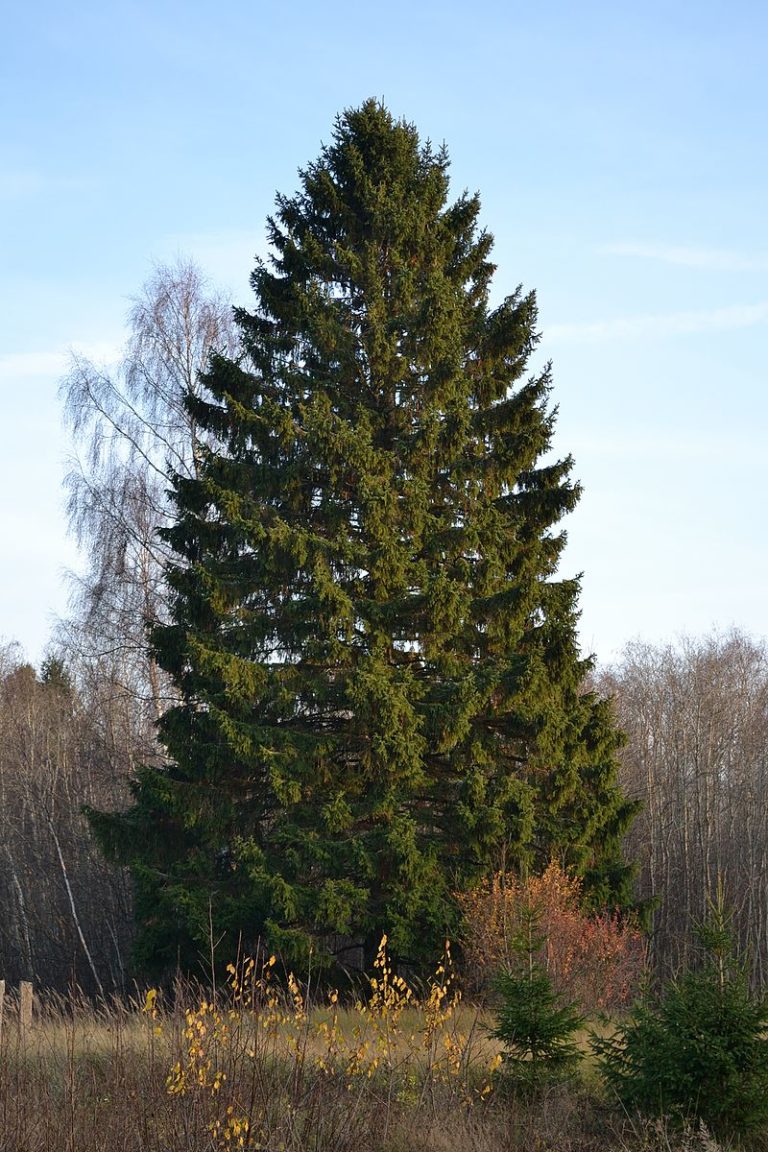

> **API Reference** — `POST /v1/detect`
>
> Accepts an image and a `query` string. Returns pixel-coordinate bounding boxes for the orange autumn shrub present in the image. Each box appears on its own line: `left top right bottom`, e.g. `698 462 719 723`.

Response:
459 862 646 1013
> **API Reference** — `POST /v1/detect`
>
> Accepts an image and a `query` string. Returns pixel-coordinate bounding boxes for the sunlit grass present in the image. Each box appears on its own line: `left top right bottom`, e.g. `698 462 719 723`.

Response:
0 954 739 1152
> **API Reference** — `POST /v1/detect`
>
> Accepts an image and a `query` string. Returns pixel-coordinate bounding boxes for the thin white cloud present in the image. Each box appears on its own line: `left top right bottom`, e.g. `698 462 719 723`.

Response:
0 342 121 383
0 169 93 201
0 351 67 380
602 241 768 272
549 301 768 344
569 429 743 463
163 230 266 296
70 340 123 366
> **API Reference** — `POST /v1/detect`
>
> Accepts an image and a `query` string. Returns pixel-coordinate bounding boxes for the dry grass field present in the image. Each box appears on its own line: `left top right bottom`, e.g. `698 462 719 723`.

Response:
0 949 748 1152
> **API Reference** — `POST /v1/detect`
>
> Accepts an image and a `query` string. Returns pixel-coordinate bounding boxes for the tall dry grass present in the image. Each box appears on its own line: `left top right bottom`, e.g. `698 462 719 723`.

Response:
0 954 744 1152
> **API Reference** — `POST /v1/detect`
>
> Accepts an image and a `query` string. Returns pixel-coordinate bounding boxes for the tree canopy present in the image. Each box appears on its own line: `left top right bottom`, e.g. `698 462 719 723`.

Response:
89 101 636 974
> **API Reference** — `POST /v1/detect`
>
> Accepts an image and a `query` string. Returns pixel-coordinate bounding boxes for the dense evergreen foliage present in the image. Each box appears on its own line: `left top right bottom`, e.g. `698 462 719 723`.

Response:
491 902 584 1089
594 899 768 1134
89 101 635 974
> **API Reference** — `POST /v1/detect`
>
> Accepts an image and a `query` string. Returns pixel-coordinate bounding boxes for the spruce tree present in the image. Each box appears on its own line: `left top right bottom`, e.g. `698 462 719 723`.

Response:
89 101 636 974
492 901 584 1090
594 894 768 1134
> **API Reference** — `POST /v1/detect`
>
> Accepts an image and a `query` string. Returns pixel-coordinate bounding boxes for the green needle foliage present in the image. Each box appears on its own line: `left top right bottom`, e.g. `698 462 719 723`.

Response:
88 100 635 976
491 901 584 1090
594 893 768 1135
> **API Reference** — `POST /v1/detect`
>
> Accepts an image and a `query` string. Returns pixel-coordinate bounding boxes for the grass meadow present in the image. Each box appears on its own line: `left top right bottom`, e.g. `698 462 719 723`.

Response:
0 945 748 1152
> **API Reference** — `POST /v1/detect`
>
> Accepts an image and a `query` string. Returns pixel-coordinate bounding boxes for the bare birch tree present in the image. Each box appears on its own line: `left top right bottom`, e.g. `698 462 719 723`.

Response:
0 260 242 992
58 258 239 737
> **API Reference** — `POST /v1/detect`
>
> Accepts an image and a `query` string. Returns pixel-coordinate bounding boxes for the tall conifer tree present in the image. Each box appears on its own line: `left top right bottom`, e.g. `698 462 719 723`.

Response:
90 101 635 973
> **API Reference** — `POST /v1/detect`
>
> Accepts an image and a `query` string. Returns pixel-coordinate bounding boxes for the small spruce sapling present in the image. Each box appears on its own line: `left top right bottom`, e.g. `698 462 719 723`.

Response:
593 887 768 1135
491 896 584 1089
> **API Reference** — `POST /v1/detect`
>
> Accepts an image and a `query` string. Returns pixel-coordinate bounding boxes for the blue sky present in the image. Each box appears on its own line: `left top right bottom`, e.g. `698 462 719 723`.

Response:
2 0 766 666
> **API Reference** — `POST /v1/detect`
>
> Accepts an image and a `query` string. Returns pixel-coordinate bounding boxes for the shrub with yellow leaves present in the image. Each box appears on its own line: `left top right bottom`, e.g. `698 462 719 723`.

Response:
148 934 501 1149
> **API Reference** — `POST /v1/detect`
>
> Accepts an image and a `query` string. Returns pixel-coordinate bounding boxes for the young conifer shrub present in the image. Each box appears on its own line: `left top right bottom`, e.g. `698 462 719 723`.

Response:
594 893 768 1135
491 899 584 1091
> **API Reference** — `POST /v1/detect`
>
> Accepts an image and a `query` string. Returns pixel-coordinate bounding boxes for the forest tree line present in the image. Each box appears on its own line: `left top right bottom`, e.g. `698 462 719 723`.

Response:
2 627 764 995
2 103 765 995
